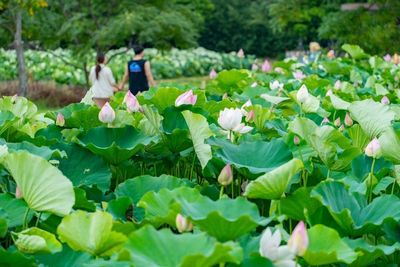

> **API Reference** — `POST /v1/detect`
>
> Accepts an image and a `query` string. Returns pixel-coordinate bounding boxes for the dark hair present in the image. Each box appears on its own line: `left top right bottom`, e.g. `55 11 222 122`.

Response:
95 53 105 79
133 45 144 55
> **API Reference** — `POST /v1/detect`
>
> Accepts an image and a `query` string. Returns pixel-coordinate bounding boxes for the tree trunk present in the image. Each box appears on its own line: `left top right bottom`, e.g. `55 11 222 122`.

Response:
83 62 90 89
15 9 28 97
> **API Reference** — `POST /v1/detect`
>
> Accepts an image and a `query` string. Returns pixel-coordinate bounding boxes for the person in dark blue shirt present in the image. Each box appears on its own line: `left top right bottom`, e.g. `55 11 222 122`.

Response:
118 45 156 95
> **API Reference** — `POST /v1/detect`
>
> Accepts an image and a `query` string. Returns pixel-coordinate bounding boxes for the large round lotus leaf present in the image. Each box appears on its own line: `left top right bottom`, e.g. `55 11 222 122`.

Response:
0 193 33 228
312 181 400 234
14 227 62 254
0 139 64 160
124 225 242 267
56 143 112 193
303 224 357 265
35 245 92 267
279 187 321 221
57 210 127 257
348 99 395 139
57 103 102 130
244 158 304 200
77 126 156 164
209 137 292 175
0 247 36 267
139 187 266 241
1 151 75 217
344 237 400 266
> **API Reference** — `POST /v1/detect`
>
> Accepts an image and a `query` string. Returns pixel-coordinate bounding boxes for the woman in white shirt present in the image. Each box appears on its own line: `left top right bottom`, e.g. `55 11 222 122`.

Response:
89 53 118 107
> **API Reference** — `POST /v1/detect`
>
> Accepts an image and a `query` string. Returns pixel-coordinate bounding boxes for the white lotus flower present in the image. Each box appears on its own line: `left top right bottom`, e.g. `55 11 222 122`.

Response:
296 85 309 103
365 138 382 158
259 228 297 267
270 80 284 91
218 108 253 134
98 102 115 123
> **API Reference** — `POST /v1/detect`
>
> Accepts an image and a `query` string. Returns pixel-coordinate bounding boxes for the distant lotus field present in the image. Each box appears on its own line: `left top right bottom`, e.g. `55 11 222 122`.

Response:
1 44 400 266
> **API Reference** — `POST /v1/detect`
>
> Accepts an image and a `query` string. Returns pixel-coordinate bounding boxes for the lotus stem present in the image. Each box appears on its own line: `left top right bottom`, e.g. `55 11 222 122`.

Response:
368 158 376 203
326 169 331 179
219 186 224 199
23 208 30 229
190 154 196 180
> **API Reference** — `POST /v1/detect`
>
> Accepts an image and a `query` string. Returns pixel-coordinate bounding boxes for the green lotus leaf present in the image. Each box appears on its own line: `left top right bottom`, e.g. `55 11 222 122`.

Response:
347 124 370 151
1 152 75 216
0 96 37 119
261 94 290 105
139 87 185 113
342 44 368 59
301 93 320 113
378 128 400 164
312 181 400 233
138 105 163 136
330 94 350 110
348 99 395 138
0 193 33 228
0 139 64 160
344 238 400 266
35 246 92 267
279 187 321 221
216 69 248 91
0 208 8 238
244 158 303 199
77 126 157 164
14 227 62 254
106 197 133 221
0 110 16 136
303 224 357 265
62 104 102 130
210 137 292 175
73 187 96 212
57 210 127 257
124 225 243 267
56 143 112 192
181 110 213 169
139 187 266 241
0 246 36 267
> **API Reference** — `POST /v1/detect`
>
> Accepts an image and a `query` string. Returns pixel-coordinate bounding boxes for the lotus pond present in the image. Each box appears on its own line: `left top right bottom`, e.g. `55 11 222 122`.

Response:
1 44 400 266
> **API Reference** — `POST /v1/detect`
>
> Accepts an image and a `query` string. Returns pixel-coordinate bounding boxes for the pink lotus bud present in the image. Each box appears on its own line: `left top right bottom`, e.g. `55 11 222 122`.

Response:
293 136 300 145
56 113 65 127
251 63 259 71
381 95 390 105
175 214 193 233
327 50 335 59
124 91 141 112
15 186 23 199
334 80 342 90
261 60 272 72
334 117 341 127
384 54 392 62
175 90 197 107
245 110 254 122
209 69 217 79
288 221 309 256
296 85 309 103
293 70 306 80
237 48 245 58
321 117 330 125
98 102 115 123
326 89 333 97
218 164 233 186
344 113 353 127
365 138 382 158
251 82 258 88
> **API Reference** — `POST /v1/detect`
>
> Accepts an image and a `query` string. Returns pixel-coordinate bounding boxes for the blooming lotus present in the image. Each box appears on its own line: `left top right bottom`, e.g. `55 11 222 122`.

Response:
175 90 197 107
270 80 283 91
293 70 306 80
259 228 296 267
218 164 233 186
124 91 141 112
365 138 382 158
384 54 392 62
288 221 309 256
56 113 65 127
327 50 335 59
98 102 115 123
262 59 272 72
344 113 353 126
296 85 309 103
218 108 253 134
209 69 217 79
381 95 390 105
237 48 245 58
175 214 193 233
